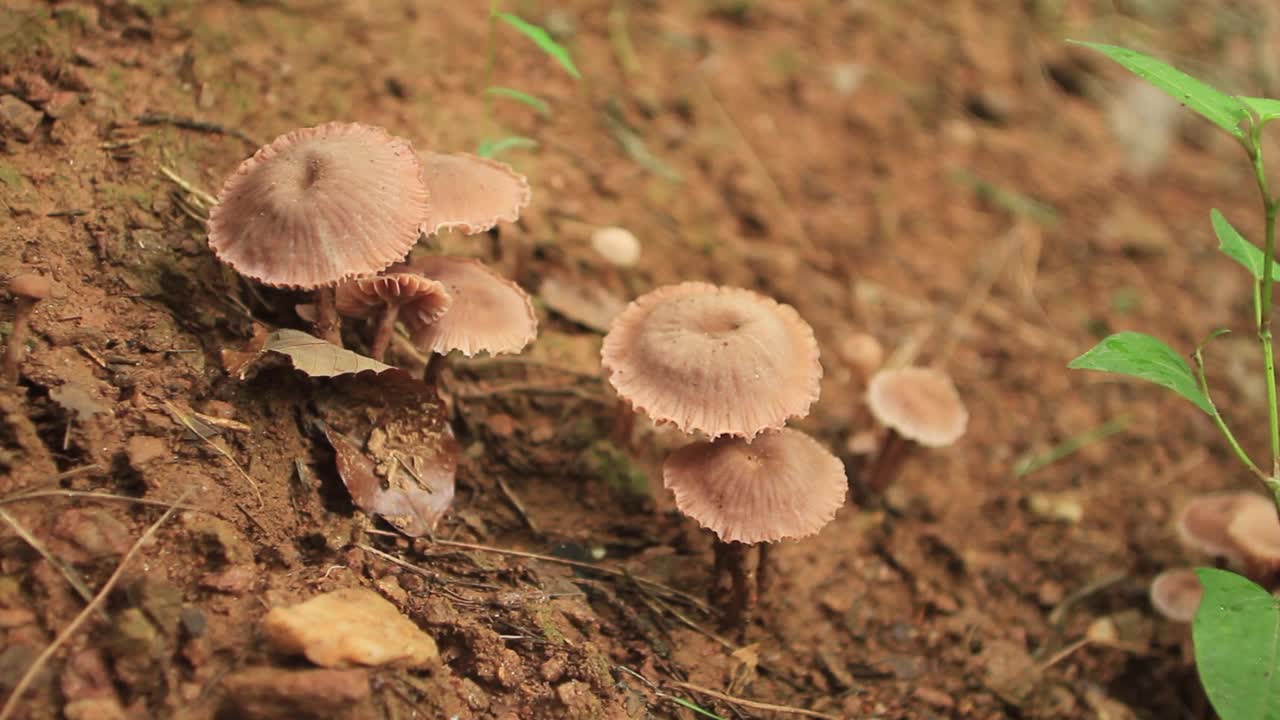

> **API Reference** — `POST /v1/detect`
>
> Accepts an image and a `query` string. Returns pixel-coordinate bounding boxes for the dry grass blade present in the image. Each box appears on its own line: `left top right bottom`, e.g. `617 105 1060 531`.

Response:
0 489 205 511
0 488 191 720
161 400 263 506
0 508 101 617
671 680 842 720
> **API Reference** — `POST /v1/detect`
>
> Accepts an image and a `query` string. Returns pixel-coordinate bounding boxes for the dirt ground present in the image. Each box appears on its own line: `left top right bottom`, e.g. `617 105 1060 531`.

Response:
3 0 1279 718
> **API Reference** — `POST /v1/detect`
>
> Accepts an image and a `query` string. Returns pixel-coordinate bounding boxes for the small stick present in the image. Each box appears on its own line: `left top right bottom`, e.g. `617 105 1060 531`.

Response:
671 680 842 720
138 113 260 149
0 489 191 720
495 476 539 533
0 507 102 616
0 489 204 511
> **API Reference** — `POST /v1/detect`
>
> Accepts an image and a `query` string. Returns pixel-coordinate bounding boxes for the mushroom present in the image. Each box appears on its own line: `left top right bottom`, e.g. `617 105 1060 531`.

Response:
393 255 537 358
418 153 531 236
3 273 51 383
863 366 968 493
1149 568 1203 623
207 122 430 345
1225 497 1280 580
335 274 453 361
837 332 884 379
664 428 847 631
1175 491 1270 565
601 282 822 440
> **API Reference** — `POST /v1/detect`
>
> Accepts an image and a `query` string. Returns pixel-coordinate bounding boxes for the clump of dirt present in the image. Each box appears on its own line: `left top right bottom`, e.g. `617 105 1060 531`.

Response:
1 0 1274 718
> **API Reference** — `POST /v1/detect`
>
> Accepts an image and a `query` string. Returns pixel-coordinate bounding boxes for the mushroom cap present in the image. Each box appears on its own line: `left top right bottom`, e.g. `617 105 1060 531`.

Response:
837 333 884 377
1176 491 1271 562
334 273 453 328
663 428 847 544
601 282 822 440
208 122 429 289
1149 568 1203 623
1226 496 1280 568
396 255 536 356
590 226 641 267
865 367 968 447
418 153 530 235
9 273 50 300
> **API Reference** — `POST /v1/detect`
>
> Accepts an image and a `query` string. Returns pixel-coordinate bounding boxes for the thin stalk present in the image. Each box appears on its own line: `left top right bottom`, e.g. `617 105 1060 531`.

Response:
370 304 401 362
484 0 499 119
1249 124 1280 483
1195 345 1269 483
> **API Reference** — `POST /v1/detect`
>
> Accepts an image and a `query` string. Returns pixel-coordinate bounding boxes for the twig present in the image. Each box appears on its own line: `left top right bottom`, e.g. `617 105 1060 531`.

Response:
496 476 539 533
0 508 102 616
0 489 204 511
158 166 217 208
0 489 191 720
138 113 259 149
671 680 842 720
161 400 263 506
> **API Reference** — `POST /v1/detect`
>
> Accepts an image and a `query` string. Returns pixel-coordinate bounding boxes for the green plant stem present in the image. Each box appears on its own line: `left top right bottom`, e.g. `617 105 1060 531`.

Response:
1248 125 1280 483
1195 345 1269 482
484 0 499 119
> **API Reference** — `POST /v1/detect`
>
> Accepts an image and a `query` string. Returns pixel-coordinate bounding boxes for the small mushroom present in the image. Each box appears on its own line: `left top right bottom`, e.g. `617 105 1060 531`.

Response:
864 366 968 493
393 255 537 358
418 153 531 236
601 282 822 440
1149 568 1203 623
3 273 51 383
1225 497 1280 579
837 332 884 379
335 274 453 361
664 428 847 630
1176 491 1270 565
590 226 641 267
207 122 430 345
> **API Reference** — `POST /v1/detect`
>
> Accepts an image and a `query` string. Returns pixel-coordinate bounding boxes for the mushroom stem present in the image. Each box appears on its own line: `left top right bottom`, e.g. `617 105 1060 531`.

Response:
757 542 773 602
865 429 914 494
2 298 36 384
712 540 757 635
610 404 636 448
313 287 343 346
370 303 401 362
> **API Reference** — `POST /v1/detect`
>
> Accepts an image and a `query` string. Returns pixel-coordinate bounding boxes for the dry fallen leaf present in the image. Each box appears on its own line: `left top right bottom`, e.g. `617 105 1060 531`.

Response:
50 384 110 419
229 328 394 379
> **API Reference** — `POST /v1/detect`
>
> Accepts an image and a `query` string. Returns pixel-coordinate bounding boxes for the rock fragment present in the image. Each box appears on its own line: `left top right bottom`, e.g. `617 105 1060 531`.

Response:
262 588 438 668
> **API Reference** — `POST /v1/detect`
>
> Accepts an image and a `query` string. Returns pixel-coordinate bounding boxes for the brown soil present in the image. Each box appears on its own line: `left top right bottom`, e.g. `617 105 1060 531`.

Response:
1 1 1275 718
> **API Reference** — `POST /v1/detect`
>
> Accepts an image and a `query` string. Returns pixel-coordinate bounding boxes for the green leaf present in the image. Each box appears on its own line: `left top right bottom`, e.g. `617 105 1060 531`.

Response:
1069 41 1247 140
1212 208 1280 281
485 86 552 116
1193 568 1280 720
496 13 581 79
1243 97 1280 126
475 135 538 159
1068 331 1212 415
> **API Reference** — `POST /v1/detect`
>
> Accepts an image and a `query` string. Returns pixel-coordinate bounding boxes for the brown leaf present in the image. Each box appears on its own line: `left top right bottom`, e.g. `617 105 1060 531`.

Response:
234 329 394 379
50 384 110 419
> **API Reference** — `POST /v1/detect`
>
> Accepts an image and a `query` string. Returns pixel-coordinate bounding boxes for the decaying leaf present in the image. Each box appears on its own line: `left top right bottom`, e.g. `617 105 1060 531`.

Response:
313 373 458 537
538 275 625 334
50 384 110 419
226 328 394 380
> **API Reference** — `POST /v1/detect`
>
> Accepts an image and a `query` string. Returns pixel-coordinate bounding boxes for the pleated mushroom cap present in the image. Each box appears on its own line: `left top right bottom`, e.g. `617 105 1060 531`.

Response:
398 255 536 356
1149 568 1203 623
1225 496 1280 569
419 153 531 235
601 282 822 440
866 367 968 447
663 429 847 544
1176 491 1269 562
334 273 453 326
208 122 429 289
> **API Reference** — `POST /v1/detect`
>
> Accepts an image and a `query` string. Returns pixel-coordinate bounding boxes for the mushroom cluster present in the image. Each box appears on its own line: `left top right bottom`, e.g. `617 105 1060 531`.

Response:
1151 491 1280 622
601 282 847 629
207 121 535 362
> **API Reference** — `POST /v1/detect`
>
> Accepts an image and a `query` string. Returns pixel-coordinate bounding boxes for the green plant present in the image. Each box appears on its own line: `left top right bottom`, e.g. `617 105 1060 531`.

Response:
1066 41 1280 718
479 3 581 159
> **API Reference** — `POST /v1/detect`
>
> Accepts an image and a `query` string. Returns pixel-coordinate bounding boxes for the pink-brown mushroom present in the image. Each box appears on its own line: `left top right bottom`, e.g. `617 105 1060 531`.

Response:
864 366 968 493
1175 491 1270 566
601 282 822 440
1149 568 1203 623
418 153 531 236
335 274 453 361
207 122 429 345
3 273 50 383
664 428 847 630
1225 497 1280 579
393 255 537 358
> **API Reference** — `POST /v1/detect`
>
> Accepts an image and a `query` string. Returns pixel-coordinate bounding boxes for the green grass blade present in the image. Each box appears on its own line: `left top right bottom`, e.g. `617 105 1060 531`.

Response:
476 136 538 159
485 86 551 116
1070 41 1246 140
1212 208 1280 281
1193 568 1280 720
496 13 581 79
1068 331 1212 415
1243 97 1280 127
